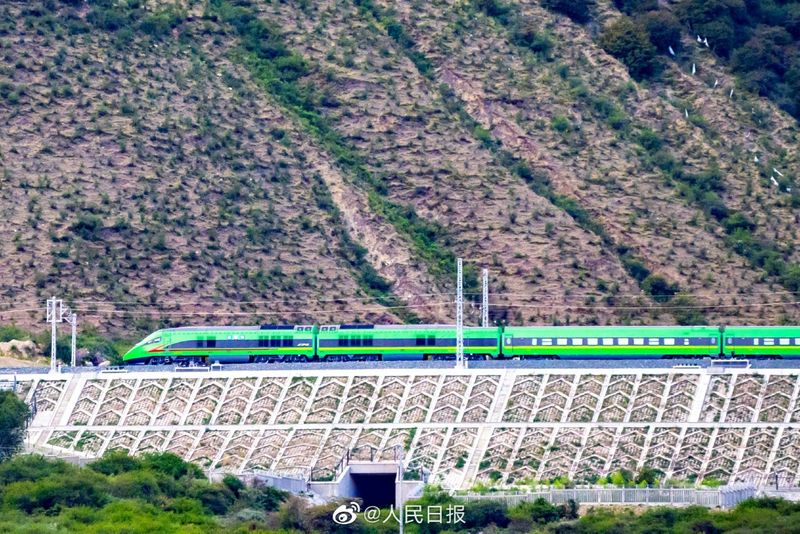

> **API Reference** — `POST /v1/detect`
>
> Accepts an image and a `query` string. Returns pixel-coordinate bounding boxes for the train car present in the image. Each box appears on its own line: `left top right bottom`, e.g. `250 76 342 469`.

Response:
315 324 501 361
501 326 722 359
723 326 800 359
122 325 316 365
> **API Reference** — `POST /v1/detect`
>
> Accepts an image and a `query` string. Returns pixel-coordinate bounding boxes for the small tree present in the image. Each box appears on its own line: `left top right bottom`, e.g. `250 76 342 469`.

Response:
543 0 594 23
0 391 30 461
599 17 658 79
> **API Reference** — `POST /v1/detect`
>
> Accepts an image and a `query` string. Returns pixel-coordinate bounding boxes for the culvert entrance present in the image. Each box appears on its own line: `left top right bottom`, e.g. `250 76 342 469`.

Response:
350 472 397 508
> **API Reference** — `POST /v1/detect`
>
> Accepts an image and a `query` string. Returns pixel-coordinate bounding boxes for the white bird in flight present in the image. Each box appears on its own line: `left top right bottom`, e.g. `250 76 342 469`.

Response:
714 79 719 88
771 176 779 187
730 88 734 98
692 63 696 75
754 155 759 163
774 168 784 177
703 37 709 48
685 109 689 118
697 35 702 43
669 46 676 56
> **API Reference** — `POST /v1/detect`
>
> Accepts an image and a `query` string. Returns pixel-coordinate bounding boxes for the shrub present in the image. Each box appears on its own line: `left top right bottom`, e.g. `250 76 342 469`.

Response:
599 17 658 79
0 393 30 461
542 0 594 23
613 0 657 15
510 21 553 57
642 274 678 302
89 450 142 476
638 10 683 53
0 325 29 342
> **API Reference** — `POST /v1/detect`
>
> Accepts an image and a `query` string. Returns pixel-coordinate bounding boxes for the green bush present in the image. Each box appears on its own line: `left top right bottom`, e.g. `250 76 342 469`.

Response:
613 0 657 15
0 325 29 342
642 274 678 302
543 0 594 23
0 392 30 461
638 10 683 53
599 17 658 79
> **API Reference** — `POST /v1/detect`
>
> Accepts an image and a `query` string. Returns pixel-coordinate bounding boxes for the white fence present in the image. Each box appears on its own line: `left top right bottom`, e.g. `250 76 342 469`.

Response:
457 484 756 509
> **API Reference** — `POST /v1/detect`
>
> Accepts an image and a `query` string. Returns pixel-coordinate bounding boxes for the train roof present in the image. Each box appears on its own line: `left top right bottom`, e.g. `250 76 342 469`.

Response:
165 325 312 332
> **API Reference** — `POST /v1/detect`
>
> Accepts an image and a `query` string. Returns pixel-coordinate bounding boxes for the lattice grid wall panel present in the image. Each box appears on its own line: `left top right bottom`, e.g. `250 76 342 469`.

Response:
275 378 317 424
770 428 800 485
607 427 647 474
509 428 551 483
566 375 603 423
276 430 326 472
306 377 347 423
398 376 439 423
408 428 447 474
184 379 226 426
215 378 257 425
735 428 778 484
121 379 168 426
534 375 574 423
598 375 636 422
137 430 171 454
367 376 405 423
539 427 585 481
244 431 291 471
701 375 733 423
32 379 66 413
725 375 766 423
672 428 714 480
642 427 681 474
661 375 697 422
214 430 259 471
436 427 478 487
502 375 541 423
629 376 666 422
315 429 358 479
757 375 797 422
477 427 520 482
703 428 743 483
463 375 498 423
245 378 284 424
573 427 615 483
153 379 198 425
67 379 104 425
351 428 386 461
339 377 379 424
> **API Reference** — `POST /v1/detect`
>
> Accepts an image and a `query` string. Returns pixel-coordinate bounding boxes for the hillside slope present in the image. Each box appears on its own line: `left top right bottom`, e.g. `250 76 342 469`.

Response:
0 0 798 336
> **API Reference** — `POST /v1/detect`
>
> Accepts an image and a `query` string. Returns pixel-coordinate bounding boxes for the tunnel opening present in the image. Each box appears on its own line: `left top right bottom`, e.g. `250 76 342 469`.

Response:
350 473 397 508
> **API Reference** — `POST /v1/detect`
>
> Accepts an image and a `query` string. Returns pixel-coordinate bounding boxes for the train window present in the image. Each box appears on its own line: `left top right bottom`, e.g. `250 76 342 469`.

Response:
664 338 675 345
196 339 204 348
633 338 644 345
780 338 790 345
618 338 629 345
258 337 267 348
556 338 568 346
601 338 613 346
364 337 373 347
649 338 660 345
207 338 216 348
572 338 583 346
764 339 775 346
416 337 425 346
428 336 436 346
504 337 511 345
587 338 598 345
530 339 538 346
753 339 760 345
542 339 553 346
